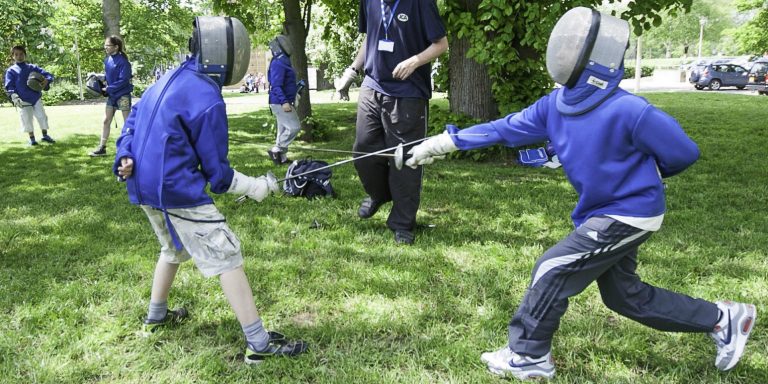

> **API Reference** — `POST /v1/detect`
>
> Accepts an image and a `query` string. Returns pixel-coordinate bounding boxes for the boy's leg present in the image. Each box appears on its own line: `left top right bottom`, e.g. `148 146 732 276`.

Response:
32 100 49 133
140 206 191 328
19 104 36 144
596 249 718 332
353 87 392 210
507 217 653 357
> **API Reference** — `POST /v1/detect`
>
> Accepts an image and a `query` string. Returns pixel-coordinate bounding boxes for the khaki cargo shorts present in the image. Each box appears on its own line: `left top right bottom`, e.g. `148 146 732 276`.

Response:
141 204 244 277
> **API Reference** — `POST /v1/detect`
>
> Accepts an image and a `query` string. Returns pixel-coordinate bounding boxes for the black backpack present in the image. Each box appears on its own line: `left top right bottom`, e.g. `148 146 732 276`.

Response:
283 159 335 198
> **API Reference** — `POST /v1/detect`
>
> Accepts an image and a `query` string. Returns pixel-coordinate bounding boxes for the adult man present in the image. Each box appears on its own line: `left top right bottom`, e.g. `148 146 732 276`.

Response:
336 0 448 245
266 35 300 166
4 46 55 146
114 16 307 364
406 7 756 380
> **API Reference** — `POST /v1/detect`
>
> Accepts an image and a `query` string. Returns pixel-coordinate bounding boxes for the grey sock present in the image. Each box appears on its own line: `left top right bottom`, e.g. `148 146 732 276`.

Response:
147 301 168 322
243 318 270 352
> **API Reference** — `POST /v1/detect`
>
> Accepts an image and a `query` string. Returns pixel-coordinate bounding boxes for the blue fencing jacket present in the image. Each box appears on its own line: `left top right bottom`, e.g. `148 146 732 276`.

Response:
4 62 54 104
449 87 700 227
268 54 297 105
104 53 133 98
113 55 235 210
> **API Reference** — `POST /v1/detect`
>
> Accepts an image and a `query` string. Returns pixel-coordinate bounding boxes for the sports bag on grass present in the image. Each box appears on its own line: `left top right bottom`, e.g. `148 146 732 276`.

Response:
283 158 335 198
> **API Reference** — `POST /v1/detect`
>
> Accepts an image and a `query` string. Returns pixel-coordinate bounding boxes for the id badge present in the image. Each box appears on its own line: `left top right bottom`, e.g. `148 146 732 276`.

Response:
378 39 394 52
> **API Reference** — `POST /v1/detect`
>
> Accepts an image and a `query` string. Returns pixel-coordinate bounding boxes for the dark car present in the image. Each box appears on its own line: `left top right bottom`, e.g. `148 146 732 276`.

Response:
746 58 768 95
689 62 749 90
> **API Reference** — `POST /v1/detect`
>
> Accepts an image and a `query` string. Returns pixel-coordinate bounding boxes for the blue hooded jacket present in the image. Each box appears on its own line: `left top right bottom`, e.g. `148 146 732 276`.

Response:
113 56 234 210
450 87 700 227
268 55 297 105
104 53 133 98
4 62 54 104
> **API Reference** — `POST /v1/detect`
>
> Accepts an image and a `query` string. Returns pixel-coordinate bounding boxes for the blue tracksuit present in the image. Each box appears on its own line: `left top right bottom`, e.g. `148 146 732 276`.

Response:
451 82 718 357
4 62 54 104
113 56 234 210
268 55 296 105
104 53 133 98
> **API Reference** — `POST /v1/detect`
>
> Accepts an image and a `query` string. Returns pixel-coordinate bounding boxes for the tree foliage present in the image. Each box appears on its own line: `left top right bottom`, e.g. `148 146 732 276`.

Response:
2 0 196 83
444 0 693 115
732 0 768 55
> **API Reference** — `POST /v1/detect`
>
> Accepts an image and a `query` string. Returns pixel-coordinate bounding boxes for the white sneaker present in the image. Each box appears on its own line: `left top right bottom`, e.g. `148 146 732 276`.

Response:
481 346 555 380
710 300 757 371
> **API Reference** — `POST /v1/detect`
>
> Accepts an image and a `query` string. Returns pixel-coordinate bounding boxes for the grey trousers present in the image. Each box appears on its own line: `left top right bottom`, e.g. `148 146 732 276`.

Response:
353 87 427 231
270 104 301 151
508 216 720 357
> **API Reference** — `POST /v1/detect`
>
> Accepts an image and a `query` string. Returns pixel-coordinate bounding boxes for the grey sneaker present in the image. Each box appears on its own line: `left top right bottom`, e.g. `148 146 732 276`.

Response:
481 346 555 380
711 300 756 371
244 332 308 365
142 307 189 333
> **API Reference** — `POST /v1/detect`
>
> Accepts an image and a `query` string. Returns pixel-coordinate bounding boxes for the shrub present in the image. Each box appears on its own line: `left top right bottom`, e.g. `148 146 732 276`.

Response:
623 66 655 79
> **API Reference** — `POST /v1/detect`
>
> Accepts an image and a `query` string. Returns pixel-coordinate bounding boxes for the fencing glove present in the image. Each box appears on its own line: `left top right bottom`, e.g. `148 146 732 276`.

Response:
335 67 358 101
227 170 279 202
405 132 458 169
10 93 22 108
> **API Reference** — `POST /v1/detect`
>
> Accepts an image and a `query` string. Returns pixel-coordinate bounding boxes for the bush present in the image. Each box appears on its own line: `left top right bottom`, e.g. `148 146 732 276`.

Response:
623 66 655 79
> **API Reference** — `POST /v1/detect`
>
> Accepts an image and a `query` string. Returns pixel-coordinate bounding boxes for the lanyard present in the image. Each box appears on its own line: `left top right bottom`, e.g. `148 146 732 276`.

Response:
380 0 401 40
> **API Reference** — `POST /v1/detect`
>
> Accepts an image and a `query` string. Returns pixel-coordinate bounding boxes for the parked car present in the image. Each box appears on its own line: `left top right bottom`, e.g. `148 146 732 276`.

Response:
746 58 768 95
689 62 749 90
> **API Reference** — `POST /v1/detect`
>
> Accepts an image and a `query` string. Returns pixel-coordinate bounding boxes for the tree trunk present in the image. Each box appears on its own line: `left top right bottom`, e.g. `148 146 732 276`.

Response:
283 0 315 140
448 0 496 120
102 0 121 38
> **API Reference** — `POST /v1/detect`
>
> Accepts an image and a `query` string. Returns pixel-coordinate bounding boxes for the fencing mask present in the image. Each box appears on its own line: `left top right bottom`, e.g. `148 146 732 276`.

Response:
546 7 630 115
188 16 251 86
268 35 293 58
85 73 107 97
26 71 45 92
546 7 629 88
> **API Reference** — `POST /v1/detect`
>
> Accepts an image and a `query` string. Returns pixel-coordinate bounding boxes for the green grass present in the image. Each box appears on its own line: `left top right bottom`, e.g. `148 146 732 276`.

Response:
0 92 766 383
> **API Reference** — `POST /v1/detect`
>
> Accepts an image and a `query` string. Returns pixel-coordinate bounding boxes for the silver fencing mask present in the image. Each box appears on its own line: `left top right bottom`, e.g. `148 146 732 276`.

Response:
26 71 45 92
189 16 251 86
268 35 293 58
546 7 630 88
85 73 107 97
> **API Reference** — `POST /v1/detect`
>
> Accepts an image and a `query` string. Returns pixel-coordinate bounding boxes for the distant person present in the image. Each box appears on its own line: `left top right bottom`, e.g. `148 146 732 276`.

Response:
407 7 756 379
3 45 55 146
255 72 264 93
90 35 133 157
266 35 301 165
113 16 307 364
245 73 255 92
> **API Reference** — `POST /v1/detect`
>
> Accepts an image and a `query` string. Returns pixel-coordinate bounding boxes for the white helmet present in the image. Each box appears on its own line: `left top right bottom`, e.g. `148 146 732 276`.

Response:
546 7 630 88
189 16 251 86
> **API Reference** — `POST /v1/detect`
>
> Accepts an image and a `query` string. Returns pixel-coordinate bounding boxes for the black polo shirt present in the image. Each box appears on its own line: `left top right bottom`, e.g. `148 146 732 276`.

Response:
359 0 446 99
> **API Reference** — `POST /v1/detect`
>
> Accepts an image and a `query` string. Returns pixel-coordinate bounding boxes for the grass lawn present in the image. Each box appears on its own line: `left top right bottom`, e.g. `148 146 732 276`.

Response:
0 92 766 383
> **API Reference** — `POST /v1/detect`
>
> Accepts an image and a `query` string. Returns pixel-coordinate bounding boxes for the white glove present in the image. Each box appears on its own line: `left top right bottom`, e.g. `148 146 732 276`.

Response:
10 93 22 108
228 170 279 202
405 132 458 169
334 67 358 101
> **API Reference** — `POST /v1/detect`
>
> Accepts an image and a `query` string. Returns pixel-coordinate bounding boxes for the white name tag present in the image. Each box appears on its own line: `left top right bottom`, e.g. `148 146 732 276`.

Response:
378 39 394 52
587 76 608 89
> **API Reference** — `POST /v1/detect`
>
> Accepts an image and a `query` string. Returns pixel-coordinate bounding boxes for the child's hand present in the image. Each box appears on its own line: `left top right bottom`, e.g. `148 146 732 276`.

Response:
118 157 134 179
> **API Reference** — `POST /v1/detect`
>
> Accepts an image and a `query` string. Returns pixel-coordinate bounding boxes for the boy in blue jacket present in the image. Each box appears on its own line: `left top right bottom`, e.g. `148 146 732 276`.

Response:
4 45 55 146
266 34 300 165
406 7 756 380
114 17 307 364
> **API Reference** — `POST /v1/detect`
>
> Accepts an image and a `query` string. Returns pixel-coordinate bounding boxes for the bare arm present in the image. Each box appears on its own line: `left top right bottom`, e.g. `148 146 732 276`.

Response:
392 36 448 80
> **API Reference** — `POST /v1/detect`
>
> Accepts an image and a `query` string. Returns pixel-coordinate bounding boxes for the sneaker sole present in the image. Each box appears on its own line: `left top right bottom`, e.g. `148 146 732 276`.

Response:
487 365 555 380
719 304 757 371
